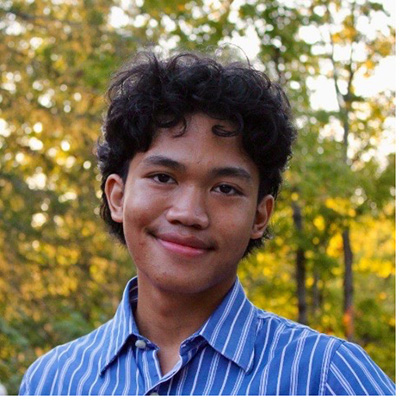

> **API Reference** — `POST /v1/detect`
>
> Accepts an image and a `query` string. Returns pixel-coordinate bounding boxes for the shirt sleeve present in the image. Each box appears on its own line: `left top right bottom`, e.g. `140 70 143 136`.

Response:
18 347 60 395
324 340 395 395
19 374 28 396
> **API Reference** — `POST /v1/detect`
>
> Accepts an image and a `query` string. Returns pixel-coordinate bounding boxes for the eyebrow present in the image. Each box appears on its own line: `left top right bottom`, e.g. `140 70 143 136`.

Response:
210 166 253 182
143 155 253 182
143 155 186 171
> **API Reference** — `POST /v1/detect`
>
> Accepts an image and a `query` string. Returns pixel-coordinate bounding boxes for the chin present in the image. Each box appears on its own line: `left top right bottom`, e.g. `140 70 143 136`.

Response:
153 274 210 295
160 269 235 297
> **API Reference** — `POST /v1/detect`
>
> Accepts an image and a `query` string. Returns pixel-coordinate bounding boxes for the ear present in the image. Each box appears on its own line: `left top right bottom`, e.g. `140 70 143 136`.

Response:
250 195 274 239
104 174 125 223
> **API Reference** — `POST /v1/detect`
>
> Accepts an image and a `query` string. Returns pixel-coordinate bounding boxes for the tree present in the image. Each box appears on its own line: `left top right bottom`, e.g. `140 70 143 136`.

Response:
311 0 394 340
0 0 395 393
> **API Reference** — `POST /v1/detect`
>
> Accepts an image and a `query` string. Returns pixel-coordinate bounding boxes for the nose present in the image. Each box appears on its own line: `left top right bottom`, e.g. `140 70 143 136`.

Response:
165 186 210 229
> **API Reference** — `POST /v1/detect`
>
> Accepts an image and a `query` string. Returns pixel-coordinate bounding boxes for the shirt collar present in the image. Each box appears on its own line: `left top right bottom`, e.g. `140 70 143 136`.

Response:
99 276 140 375
198 277 258 372
99 276 258 375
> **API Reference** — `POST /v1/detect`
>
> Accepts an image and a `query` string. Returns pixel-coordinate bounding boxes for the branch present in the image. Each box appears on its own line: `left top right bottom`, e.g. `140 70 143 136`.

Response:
325 9 345 112
344 2 357 103
0 6 82 27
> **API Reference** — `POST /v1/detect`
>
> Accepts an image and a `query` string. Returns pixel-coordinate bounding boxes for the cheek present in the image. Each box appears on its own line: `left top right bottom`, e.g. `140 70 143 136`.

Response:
123 189 161 238
216 207 255 248
123 197 155 265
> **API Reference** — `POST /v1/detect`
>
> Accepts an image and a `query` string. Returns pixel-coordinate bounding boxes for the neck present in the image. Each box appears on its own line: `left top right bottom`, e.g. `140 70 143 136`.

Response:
134 272 235 374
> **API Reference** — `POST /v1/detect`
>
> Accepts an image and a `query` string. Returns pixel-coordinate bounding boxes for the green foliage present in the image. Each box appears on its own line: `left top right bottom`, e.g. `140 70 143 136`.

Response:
0 0 395 394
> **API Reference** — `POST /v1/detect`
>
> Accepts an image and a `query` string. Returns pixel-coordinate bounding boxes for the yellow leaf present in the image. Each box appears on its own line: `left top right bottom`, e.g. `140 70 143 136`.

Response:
313 215 325 231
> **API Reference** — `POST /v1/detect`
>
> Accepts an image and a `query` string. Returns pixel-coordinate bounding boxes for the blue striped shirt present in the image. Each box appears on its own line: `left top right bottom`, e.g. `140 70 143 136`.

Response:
19 277 395 395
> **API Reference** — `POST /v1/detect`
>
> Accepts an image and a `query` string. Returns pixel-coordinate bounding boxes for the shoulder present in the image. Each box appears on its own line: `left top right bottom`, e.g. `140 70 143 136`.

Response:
19 320 111 395
253 310 342 393
324 340 395 395
255 308 342 353
253 310 395 395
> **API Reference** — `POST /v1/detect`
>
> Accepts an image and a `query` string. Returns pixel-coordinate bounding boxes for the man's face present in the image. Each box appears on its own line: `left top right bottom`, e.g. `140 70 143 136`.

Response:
105 113 273 296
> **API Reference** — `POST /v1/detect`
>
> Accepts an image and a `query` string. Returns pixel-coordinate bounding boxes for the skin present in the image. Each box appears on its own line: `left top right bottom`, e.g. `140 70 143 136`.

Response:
105 113 274 375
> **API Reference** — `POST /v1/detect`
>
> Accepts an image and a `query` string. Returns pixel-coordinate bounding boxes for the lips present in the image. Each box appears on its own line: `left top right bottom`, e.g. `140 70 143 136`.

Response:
150 231 215 256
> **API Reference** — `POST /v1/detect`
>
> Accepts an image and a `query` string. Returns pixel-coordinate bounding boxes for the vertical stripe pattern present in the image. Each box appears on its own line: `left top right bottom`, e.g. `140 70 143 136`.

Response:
19 277 395 396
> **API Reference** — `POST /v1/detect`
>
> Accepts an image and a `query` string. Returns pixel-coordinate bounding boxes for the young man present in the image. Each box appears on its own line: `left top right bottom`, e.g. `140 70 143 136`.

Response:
20 51 395 395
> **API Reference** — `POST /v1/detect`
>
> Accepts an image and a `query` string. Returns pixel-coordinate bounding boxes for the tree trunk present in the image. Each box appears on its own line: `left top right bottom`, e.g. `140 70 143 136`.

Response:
292 201 307 325
342 228 354 341
296 248 307 325
312 268 321 316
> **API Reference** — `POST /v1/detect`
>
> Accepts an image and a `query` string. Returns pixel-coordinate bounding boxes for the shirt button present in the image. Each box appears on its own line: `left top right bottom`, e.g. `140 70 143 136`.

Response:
135 339 146 349
149 391 159 395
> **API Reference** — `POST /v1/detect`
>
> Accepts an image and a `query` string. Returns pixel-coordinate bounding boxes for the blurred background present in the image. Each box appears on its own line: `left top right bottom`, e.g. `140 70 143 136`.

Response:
0 0 395 394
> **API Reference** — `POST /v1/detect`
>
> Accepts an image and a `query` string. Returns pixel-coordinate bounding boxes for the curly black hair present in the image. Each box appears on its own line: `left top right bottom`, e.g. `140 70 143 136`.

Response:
97 50 297 256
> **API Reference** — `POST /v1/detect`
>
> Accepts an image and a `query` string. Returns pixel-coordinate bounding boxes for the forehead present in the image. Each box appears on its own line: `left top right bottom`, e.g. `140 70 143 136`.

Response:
127 114 260 186
147 113 253 167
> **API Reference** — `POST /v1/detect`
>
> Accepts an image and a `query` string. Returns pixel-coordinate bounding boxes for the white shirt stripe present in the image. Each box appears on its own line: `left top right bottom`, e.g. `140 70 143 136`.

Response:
19 276 395 396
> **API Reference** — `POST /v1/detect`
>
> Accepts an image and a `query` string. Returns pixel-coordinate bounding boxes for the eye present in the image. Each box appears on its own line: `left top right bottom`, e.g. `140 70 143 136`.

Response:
214 184 242 196
150 173 175 184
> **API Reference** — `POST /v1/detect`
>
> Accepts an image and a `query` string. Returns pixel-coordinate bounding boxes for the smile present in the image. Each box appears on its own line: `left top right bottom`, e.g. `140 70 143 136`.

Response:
151 232 214 257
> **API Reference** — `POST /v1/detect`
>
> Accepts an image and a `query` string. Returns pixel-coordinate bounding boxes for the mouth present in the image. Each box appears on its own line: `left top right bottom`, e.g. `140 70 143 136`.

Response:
150 231 215 257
